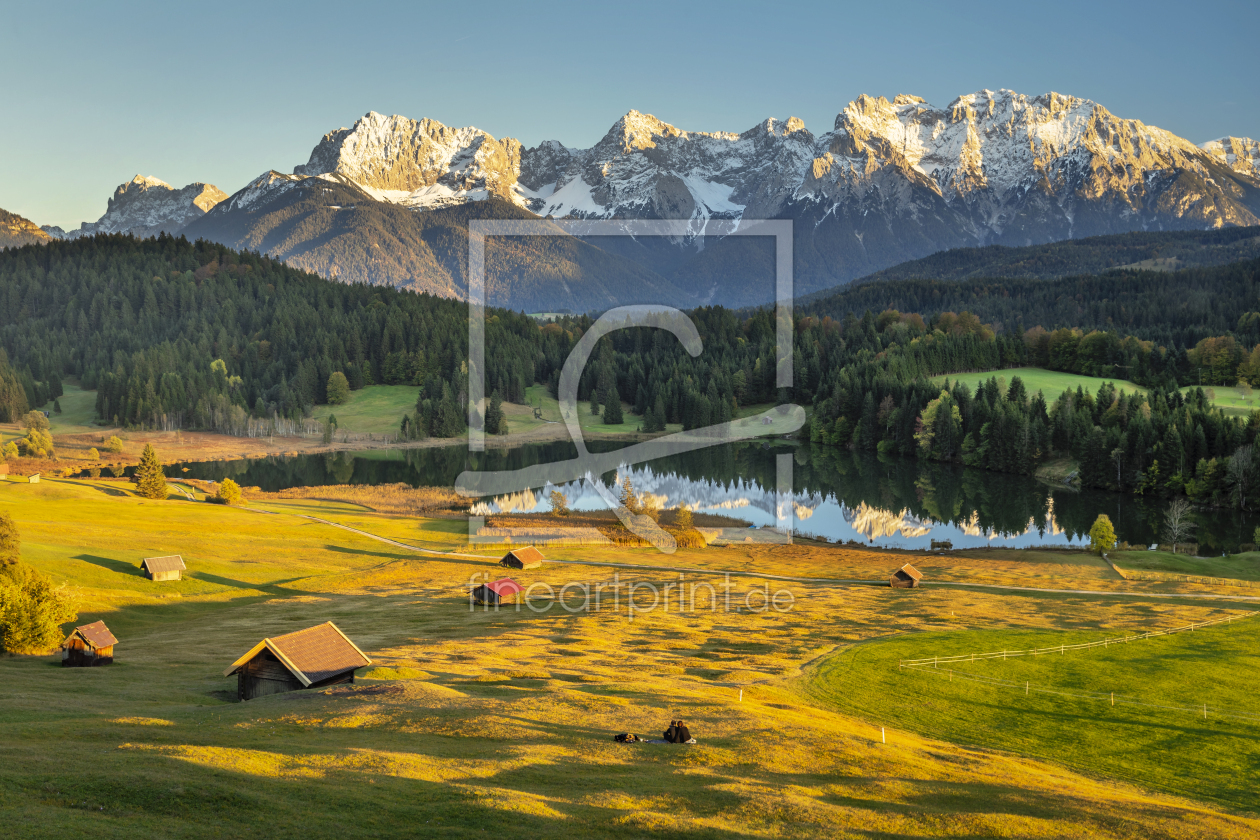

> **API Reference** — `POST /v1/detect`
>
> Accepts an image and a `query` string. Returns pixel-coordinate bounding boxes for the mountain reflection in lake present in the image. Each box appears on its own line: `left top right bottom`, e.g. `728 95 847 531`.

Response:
175 441 1259 554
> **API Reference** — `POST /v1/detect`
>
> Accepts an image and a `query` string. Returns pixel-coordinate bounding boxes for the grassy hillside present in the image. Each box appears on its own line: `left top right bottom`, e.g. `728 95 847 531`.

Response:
809 619 1260 812
1 479 1256 837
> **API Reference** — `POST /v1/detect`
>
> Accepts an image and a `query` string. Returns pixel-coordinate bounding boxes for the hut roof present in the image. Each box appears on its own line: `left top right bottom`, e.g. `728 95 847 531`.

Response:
485 578 523 597
223 621 371 686
503 546 544 567
895 563 923 581
66 620 118 649
141 555 186 574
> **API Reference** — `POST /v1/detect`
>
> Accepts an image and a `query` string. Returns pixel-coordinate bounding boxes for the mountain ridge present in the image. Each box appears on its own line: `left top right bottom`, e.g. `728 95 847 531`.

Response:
27 88 1260 310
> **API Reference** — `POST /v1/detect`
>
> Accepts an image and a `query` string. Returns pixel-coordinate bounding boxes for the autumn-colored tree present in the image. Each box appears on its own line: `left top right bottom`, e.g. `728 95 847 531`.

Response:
327 372 351 405
0 512 19 566
1089 514 1117 554
0 563 77 654
214 478 244 506
548 490 569 517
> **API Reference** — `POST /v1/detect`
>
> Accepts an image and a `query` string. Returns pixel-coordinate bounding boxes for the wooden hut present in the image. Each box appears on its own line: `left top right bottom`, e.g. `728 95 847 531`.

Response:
223 621 371 701
61 620 118 667
472 577 524 606
0 463 9 477
499 546 544 570
890 563 922 588
28 473 39 484
141 554 185 581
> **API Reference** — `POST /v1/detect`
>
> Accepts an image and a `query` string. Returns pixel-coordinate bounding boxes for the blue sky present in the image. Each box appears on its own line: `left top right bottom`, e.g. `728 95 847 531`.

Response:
3 0 1257 228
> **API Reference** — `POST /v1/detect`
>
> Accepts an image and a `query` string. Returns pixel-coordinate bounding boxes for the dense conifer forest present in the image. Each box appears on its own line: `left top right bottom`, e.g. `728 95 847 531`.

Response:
3 234 1260 507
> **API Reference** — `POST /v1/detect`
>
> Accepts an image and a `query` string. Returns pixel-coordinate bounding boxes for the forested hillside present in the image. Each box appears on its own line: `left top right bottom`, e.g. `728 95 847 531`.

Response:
827 226 1260 290
4 235 1260 506
802 258 1260 349
0 235 553 433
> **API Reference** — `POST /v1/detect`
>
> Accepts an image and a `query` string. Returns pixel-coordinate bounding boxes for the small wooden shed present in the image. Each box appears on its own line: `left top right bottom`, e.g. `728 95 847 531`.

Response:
61 620 118 667
500 546 544 570
472 577 524 606
0 463 8 476
28 473 39 484
890 563 922 588
141 554 185 581
224 621 371 701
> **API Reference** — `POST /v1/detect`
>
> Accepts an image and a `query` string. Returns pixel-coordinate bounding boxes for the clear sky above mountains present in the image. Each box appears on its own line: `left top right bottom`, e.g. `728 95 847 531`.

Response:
3 0 1257 229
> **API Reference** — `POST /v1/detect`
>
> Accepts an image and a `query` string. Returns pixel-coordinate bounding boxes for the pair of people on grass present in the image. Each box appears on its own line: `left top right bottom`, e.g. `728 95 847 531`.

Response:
664 719 692 743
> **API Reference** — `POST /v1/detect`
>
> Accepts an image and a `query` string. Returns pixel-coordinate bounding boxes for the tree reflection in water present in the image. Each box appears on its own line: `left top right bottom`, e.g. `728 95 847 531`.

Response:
170 441 1259 554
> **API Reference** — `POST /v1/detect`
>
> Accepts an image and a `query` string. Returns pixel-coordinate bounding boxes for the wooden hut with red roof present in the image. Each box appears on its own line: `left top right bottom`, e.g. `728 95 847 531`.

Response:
472 577 524 607
61 620 118 667
499 546 544 570
223 621 371 701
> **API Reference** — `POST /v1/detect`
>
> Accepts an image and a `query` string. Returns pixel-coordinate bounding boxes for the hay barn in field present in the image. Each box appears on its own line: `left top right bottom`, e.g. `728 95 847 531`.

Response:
890 563 922 588
61 620 117 667
472 577 524 606
499 546 544 570
224 621 372 701
141 555 185 581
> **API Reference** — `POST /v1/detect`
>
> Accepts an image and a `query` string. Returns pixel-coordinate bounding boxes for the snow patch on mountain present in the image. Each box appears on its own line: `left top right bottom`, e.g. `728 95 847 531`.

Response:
1202 136 1260 179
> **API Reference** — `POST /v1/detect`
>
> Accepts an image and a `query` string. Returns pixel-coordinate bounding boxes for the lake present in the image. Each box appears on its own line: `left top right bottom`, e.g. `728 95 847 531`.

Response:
163 441 1260 554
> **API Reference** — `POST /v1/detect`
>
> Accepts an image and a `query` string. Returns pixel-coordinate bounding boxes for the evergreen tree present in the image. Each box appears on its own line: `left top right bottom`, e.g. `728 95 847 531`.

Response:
603 393 624 425
485 391 508 435
618 476 642 515
134 444 167 500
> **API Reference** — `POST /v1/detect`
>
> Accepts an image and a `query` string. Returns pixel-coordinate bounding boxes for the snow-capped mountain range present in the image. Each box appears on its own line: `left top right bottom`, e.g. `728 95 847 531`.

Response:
34 89 1260 308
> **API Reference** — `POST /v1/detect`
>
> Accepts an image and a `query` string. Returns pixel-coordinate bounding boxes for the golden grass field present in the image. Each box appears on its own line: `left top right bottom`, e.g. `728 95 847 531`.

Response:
2 477 1259 838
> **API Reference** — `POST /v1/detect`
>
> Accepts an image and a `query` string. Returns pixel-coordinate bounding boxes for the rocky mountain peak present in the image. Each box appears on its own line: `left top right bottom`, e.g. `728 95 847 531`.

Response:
0 208 51 249
294 111 524 207
55 176 227 240
1202 136 1260 179
597 110 684 153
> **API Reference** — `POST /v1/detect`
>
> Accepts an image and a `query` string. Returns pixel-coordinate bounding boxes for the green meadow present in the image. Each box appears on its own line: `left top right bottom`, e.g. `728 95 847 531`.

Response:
808 618 1260 811
936 367 1147 404
1 477 1258 837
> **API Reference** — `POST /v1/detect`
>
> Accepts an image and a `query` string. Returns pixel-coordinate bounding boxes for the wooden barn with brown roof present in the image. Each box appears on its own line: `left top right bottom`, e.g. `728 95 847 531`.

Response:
61 620 118 667
141 555 185 581
890 563 923 589
499 546 544 570
223 621 372 701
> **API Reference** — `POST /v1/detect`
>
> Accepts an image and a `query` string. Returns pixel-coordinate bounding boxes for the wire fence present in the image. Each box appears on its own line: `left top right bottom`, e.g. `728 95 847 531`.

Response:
897 611 1260 724
899 611 1256 668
